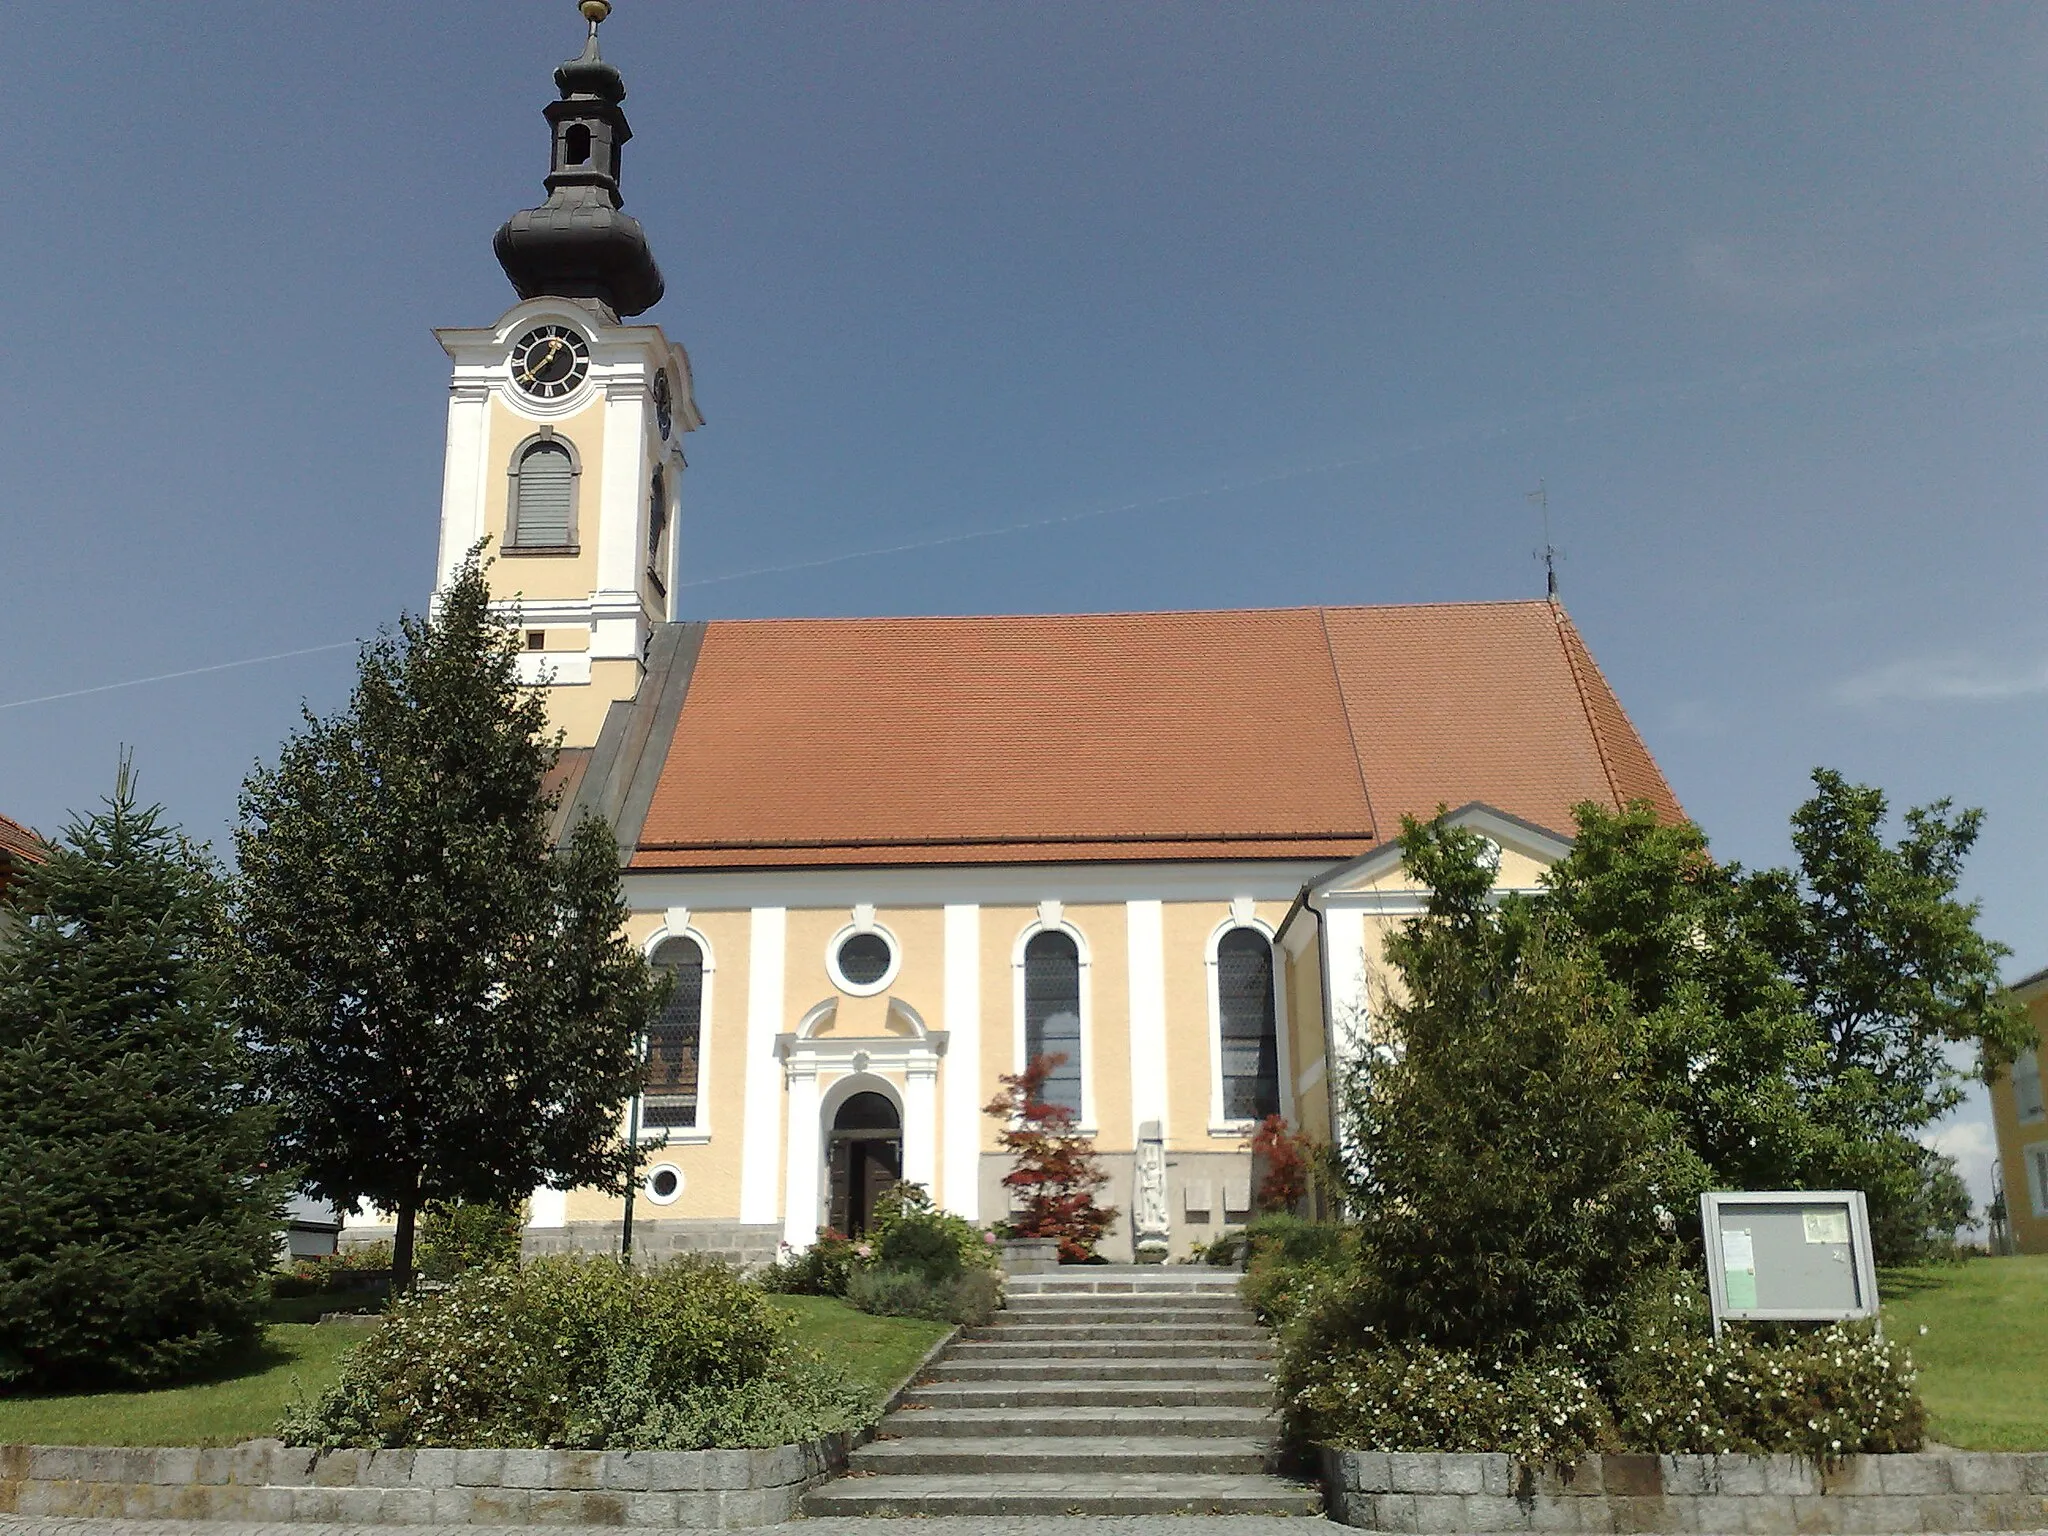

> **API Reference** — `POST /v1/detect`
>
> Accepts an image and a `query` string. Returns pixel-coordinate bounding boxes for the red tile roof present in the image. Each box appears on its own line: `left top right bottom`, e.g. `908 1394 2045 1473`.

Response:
629 600 1679 870
0 812 44 869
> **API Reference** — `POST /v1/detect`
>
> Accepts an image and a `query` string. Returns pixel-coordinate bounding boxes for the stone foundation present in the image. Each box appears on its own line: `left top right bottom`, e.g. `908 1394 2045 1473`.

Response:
1321 1448 2048 1532
520 1219 781 1269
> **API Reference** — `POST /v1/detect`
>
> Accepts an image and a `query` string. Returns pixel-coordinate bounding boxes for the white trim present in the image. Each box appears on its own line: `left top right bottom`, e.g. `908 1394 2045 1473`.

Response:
1011 913 1095 1133
1204 914 1285 1135
738 907 786 1226
626 860 1335 913
516 651 593 687
942 904 982 1221
642 1162 684 1205
1307 803 1571 900
1324 905 1369 1073
1125 900 1169 1139
639 921 716 1145
826 915 903 997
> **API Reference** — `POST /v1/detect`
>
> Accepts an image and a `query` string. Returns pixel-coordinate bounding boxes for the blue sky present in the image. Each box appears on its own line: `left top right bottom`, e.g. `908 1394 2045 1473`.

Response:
4 4 2044 1210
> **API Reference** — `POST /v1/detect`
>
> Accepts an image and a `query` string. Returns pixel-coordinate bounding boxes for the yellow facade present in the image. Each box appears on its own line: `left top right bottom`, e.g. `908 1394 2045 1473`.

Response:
1991 976 2048 1253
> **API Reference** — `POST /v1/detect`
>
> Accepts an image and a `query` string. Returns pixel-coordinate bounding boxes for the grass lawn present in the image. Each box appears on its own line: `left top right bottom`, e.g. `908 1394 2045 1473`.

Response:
1881 1253 2048 1451
0 1292 946 1448
0 1323 362 1448
768 1294 951 1405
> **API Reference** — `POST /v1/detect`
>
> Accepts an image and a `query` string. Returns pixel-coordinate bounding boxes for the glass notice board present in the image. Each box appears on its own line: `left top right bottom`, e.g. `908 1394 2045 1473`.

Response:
1698 1191 1879 1335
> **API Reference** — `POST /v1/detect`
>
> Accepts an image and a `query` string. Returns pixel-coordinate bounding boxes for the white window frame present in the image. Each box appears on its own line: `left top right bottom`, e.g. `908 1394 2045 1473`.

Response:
2013 1047 2045 1124
505 428 583 552
827 906 902 998
640 913 715 1145
2027 1141 2048 1220
642 1162 685 1205
1011 903 1095 1134
1205 907 1293 1137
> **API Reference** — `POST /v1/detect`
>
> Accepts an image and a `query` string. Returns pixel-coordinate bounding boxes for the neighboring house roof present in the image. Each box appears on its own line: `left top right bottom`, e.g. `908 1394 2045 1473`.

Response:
0 812 43 869
2009 963 2048 1000
574 598 1682 872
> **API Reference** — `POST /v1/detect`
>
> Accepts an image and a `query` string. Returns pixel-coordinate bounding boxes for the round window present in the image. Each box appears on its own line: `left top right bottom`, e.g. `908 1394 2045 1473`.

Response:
835 931 894 989
644 1163 683 1205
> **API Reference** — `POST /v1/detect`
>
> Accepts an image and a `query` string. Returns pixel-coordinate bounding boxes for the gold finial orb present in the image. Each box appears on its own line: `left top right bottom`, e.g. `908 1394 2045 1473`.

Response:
581 0 612 22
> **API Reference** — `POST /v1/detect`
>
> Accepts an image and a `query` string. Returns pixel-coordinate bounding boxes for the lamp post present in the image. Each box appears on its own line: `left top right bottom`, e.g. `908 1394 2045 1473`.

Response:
621 1030 647 1264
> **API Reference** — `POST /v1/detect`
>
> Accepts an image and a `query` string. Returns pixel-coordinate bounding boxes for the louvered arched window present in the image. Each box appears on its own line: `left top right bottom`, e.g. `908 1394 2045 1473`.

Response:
1217 927 1279 1121
509 436 577 549
644 936 703 1129
1023 929 1083 1115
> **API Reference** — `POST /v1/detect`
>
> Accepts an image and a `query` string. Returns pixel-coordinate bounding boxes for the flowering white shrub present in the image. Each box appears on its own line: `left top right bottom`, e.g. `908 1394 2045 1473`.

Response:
1287 1340 1610 1463
1611 1321 1923 1456
277 1255 867 1450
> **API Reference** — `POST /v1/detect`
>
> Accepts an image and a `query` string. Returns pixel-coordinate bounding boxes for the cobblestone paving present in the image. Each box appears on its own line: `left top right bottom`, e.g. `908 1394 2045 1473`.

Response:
0 1517 1337 1536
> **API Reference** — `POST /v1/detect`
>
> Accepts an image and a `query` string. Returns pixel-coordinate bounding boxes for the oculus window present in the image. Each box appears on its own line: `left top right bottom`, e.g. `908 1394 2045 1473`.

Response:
1217 927 1280 1122
1024 930 1083 1116
830 928 898 995
644 936 702 1129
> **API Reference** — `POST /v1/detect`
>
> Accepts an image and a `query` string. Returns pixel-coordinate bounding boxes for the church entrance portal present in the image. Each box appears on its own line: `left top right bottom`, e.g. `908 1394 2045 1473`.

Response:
826 1090 902 1236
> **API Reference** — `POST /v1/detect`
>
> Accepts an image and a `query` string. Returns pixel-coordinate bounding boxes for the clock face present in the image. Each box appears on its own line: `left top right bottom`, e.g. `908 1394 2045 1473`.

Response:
509 324 590 400
653 369 673 439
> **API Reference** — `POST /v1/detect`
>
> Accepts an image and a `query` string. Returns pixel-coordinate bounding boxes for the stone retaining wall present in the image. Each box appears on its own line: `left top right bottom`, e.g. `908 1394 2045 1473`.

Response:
0 1325 960 1528
1321 1448 2048 1533
0 1440 838 1528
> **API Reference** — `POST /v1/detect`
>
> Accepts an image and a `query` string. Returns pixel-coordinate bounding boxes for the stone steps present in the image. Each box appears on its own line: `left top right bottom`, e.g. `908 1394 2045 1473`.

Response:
882 1404 1282 1439
926 1354 1271 1382
948 1337 1271 1361
802 1268 1318 1518
851 1434 1276 1475
805 1470 1321 1516
973 1321 1270 1343
904 1380 1275 1410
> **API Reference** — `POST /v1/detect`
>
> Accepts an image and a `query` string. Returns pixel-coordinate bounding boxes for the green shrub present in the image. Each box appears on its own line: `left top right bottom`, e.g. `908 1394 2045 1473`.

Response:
755 1230 863 1297
417 1201 524 1280
279 1254 866 1450
271 1242 395 1299
870 1183 998 1278
1187 1231 1246 1268
1287 1341 1611 1464
844 1263 1003 1326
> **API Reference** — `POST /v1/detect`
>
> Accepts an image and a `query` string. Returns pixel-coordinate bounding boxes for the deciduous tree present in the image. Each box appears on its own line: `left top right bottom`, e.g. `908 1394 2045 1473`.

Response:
986 1055 1117 1262
232 550 665 1290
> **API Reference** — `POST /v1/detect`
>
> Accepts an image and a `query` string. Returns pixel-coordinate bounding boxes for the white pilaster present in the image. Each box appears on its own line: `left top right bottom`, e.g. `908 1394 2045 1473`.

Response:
941 904 982 1219
739 906 787 1226
904 1063 939 1193
434 387 490 595
782 1062 821 1249
1324 905 1369 1068
1126 899 1169 1134
528 1185 567 1229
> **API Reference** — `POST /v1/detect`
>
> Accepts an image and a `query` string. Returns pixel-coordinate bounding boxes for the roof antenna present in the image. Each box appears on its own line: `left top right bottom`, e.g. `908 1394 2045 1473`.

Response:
1528 480 1561 600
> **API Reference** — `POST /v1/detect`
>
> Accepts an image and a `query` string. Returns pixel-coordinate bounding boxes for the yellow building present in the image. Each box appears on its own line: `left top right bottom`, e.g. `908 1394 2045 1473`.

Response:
348 9 1686 1263
1992 967 2048 1253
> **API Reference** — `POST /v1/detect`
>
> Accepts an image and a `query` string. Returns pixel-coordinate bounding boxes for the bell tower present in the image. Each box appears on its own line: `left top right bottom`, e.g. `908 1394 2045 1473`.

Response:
432 0 701 750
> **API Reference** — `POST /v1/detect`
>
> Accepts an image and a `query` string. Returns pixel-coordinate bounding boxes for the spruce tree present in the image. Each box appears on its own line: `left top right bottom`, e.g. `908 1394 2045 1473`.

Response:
0 763 279 1390
232 550 663 1290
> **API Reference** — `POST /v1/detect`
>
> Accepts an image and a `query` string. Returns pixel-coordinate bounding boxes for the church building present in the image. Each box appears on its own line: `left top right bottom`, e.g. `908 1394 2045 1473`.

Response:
372 5 1684 1264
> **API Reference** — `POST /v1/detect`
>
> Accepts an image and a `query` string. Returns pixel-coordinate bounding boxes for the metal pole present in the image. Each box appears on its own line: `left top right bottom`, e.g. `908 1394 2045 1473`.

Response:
621 1032 646 1264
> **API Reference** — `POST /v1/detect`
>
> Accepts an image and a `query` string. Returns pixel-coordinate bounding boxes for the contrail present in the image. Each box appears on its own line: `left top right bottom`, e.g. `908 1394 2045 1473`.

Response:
0 642 359 712
9 309 2048 710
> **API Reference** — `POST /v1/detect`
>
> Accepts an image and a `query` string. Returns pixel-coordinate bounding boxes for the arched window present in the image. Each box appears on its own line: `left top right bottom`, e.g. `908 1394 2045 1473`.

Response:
647 464 669 577
509 437 576 549
1023 930 1083 1115
1217 927 1279 1122
564 123 591 166
644 936 702 1129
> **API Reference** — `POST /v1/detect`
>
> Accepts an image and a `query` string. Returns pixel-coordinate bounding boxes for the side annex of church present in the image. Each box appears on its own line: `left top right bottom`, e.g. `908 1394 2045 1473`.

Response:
352 6 1685 1265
